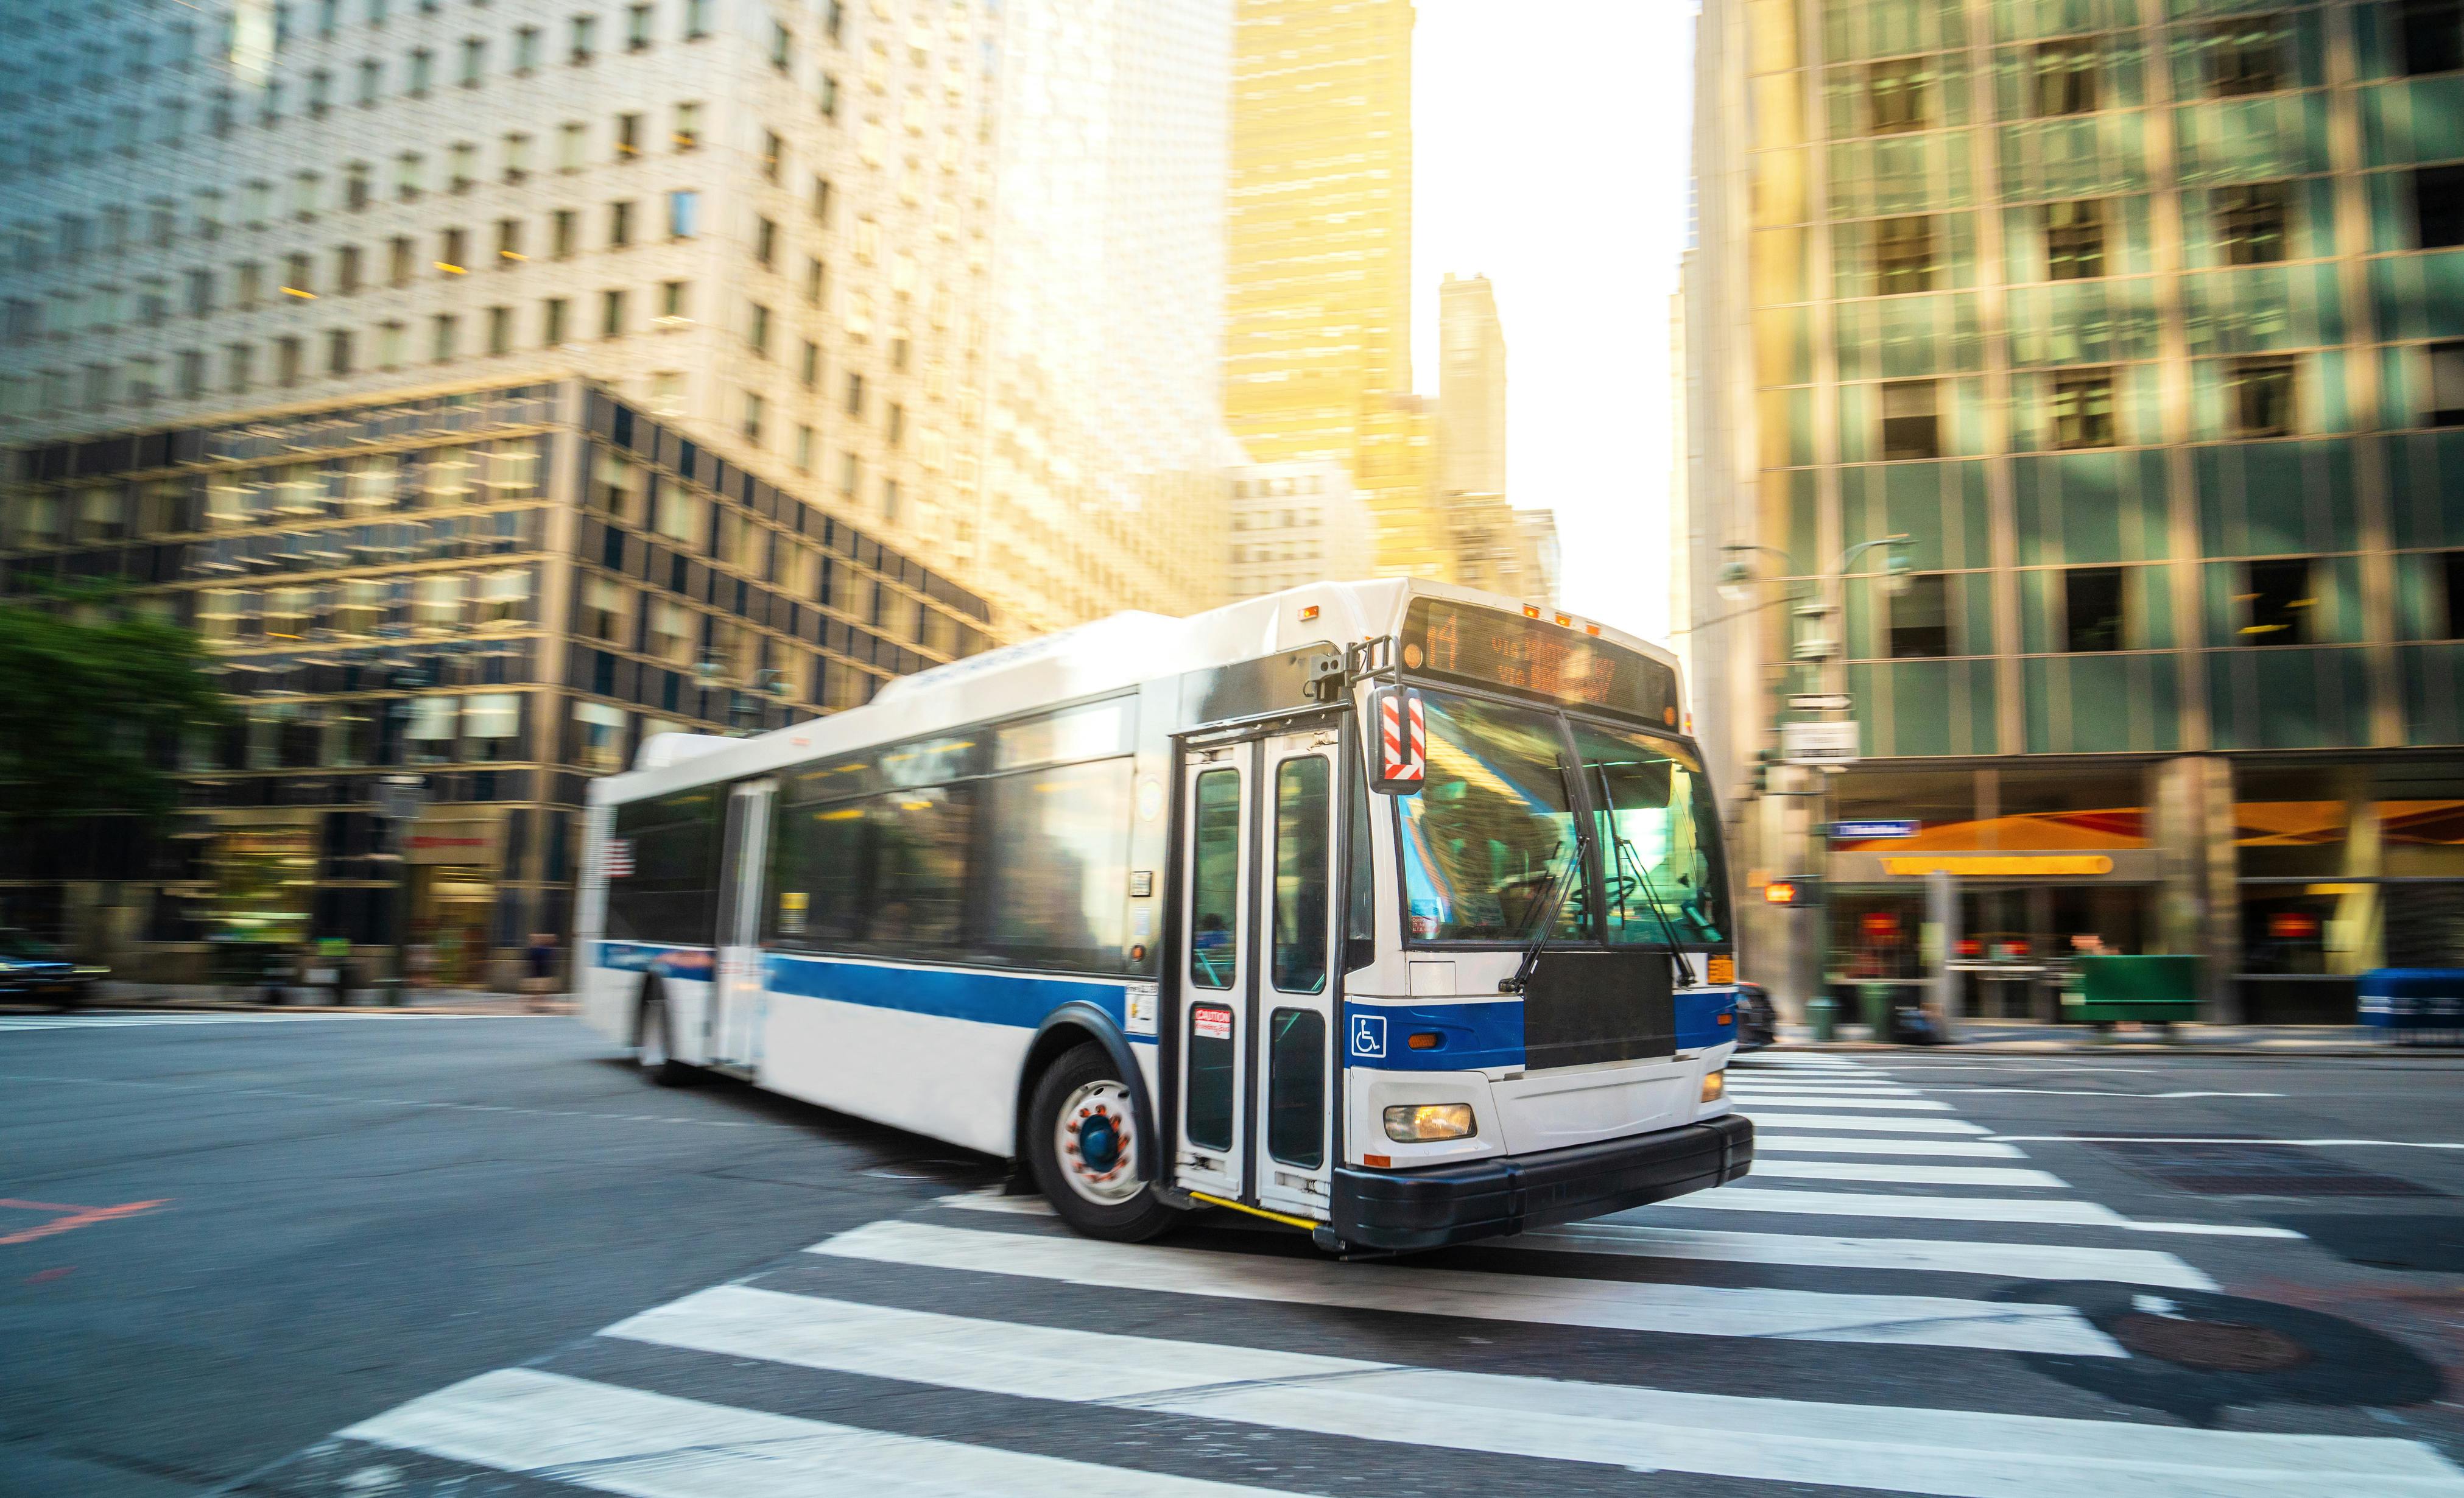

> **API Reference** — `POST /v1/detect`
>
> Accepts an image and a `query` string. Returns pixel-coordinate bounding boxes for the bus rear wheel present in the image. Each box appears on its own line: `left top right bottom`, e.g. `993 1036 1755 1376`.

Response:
1027 1043 1177 1242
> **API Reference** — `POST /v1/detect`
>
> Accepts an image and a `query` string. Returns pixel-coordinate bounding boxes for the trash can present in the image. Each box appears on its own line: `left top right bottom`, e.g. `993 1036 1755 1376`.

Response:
2060 955 2203 1033
1806 993 1837 1042
1859 982 1895 1041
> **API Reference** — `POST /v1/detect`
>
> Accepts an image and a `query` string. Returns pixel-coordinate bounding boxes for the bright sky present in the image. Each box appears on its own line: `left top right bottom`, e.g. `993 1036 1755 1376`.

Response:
1411 0 1698 641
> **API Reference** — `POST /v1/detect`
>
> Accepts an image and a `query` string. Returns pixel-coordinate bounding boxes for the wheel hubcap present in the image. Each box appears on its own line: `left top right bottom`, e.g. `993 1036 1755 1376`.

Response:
1055 1079 1139 1205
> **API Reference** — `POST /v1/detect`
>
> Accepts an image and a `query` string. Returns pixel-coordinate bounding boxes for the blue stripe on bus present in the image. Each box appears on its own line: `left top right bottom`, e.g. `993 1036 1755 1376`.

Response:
1675 985 1739 1051
762 951 1147 1039
1342 999 1523 1071
595 941 715 978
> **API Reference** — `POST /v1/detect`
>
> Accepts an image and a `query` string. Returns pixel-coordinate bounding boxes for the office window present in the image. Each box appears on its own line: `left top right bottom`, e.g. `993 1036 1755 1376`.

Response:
476 571 530 627
505 134 532 184
496 219 523 265
308 68 332 116
602 288 627 338
801 340 820 387
465 694 522 760
627 4 652 51
669 189 699 239
409 47 432 97
432 312 458 362
515 26 541 73
574 702 628 772
818 72 839 118
2429 341 2464 426
544 297 570 345
610 199 635 247
762 131 784 181
650 371 686 418
559 121 586 171
837 451 859 497
661 280 689 320
2052 367 2117 448
674 101 702 150
390 236 415 286
2230 356 2298 437
2240 557 2315 644
397 151 424 200
845 370 864 415
2208 15 2284 95
1874 215 1937 294
488 305 513 354
357 57 382 105
617 112 642 157
795 425 815 471
570 13 596 64
554 210 579 258
460 35 485 86
881 478 899 523
2063 567 2127 652
1881 379 1940 459
748 302 771 354
755 217 777 265
2217 182 2290 264
1867 55 1932 133
1888 574 1952 658
744 391 765 444
337 244 362 293
2402 0 2464 75
814 176 835 225
378 321 406 370
2045 199 2106 280
804 257 827 304
2445 551 2464 638
2419 165 2464 248
345 161 373 210
283 252 315 297
449 141 476 192
439 227 468 273
2033 40 2097 114
583 576 627 641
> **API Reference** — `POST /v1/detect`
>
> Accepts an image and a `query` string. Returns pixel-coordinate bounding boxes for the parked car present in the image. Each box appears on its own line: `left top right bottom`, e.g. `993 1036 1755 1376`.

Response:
1732 982 1778 1050
0 929 102 1011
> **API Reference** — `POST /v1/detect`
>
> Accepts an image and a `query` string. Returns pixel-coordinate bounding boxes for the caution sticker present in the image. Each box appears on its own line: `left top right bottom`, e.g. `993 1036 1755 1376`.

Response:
1192 1005 1233 1042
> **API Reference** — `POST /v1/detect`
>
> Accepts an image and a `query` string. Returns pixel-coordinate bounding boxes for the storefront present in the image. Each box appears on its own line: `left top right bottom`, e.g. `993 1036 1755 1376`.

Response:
405 817 505 990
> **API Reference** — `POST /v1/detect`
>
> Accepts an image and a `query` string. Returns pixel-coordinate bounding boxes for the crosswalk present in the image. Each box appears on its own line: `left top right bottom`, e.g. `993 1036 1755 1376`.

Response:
251 1052 2464 1497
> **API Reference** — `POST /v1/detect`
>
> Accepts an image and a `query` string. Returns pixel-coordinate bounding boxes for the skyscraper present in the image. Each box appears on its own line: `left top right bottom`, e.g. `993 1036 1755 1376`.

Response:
1225 0 1448 578
1437 273 1507 500
1683 0 2464 1023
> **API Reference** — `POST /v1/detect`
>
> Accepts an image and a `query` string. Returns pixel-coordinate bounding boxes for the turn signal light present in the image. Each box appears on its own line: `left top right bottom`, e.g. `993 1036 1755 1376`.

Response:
1702 1070 1726 1103
1764 879 1800 905
1383 1103 1476 1142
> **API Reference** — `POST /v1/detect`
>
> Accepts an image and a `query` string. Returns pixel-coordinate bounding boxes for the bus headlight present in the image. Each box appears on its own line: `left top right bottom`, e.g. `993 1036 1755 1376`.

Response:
1701 1069 1726 1103
1383 1103 1476 1142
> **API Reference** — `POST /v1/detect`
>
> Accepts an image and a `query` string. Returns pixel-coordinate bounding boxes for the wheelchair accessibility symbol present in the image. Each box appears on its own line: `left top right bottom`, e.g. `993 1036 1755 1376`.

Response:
1349 1013 1387 1060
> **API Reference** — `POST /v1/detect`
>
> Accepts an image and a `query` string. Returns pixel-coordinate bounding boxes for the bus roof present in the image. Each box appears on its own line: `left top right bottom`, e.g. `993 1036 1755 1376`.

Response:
590 579 1683 807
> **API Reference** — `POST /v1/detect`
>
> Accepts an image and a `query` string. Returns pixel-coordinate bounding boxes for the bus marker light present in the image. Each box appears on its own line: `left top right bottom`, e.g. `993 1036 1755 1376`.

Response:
1362 1154 1392 1169
1702 1070 1725 1103
1522 605 1541 619
1407 1032 1439 1049
1585 623 1602 636
1554 612 1572 627
1764 879 1800 905
1299 604 1320 622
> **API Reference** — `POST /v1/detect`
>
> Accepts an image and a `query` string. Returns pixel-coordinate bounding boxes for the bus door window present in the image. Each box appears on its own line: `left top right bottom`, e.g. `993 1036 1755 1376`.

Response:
1267 752 1330 1174
1181 764 1244 1167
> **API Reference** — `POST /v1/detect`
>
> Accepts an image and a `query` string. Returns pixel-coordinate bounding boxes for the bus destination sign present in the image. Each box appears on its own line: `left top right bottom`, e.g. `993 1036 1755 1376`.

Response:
1401 599 1678 725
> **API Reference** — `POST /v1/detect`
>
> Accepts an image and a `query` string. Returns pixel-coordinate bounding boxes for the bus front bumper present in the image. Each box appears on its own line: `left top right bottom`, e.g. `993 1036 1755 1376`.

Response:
1331 1113 1753 1253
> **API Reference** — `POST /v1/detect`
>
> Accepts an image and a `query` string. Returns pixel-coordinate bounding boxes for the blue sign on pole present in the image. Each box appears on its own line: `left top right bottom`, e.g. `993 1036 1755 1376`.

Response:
1828 820 1921 840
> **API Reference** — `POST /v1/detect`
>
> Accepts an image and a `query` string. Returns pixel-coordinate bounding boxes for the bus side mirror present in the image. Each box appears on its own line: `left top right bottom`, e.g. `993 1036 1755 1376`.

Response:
1369 687 1425 796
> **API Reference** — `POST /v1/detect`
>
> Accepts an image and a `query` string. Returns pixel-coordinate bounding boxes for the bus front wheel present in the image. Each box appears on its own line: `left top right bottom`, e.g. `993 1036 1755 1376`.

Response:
633 988 697 1088
1027 1043 1177 1242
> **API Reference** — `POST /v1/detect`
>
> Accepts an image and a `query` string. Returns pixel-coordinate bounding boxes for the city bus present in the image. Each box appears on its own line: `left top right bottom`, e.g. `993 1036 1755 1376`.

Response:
574 580 1751 1251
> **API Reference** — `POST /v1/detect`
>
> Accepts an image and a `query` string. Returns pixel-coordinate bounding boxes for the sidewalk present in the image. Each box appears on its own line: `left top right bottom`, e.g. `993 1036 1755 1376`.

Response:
1773 1017 2463 1057
85 981 568 1016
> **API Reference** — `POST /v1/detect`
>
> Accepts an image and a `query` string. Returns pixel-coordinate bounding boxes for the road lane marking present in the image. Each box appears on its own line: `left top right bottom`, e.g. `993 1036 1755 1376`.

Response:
1498 1223 2220 1289
0 1071 781 1131
1736 1113 1990 1134
1751 1161 2070 1189
346 1367 1301 1497
605 1286 2462 1498
1927 1089 2286 1100
1755 1136 2026 1158
806 1220 2124 1355
0 1197 166 1247
1731 1094 1954 1111
1651 1188 2304 1237
935 1190 1058 1215
1993 1136 2464 1150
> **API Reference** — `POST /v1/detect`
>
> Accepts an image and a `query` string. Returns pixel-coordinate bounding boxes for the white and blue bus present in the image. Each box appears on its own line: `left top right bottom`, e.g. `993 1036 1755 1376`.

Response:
576 580 1751 1251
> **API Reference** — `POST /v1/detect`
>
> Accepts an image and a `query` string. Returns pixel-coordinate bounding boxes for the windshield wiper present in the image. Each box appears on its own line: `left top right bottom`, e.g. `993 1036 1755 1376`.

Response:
1597 765 1700 988
1500 831 1587 995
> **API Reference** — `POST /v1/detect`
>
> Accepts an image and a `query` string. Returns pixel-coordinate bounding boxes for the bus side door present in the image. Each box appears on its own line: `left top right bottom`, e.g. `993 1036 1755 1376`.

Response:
1175 748 1250 1203
709 778 775 1072
1251 730 1340 1219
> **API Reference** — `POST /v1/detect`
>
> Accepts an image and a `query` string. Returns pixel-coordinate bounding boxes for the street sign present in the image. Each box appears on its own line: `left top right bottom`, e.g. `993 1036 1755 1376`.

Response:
375 779 427 822
1787 693 1853 712
1829 819 1920 840
1781 720 1859 765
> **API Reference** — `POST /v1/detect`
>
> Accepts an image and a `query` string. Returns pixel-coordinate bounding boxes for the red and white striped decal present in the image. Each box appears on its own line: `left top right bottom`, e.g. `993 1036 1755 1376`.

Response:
604 838 635 879
1378 690 1425 787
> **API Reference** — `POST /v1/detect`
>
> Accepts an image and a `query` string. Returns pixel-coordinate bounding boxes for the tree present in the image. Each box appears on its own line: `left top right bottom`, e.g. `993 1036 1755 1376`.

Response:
0 596 228 831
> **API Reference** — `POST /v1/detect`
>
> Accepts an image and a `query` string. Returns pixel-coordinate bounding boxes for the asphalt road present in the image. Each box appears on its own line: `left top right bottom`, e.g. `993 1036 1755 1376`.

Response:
4 1013 2461 1497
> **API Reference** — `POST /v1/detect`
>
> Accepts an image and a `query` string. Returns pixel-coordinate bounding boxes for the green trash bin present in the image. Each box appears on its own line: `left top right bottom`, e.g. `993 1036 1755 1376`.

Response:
1859 982 1895 1041
2060 955 2203 1033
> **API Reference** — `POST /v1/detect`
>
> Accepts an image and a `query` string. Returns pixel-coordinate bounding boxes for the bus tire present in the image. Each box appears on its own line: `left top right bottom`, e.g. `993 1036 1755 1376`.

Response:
634 986 696 1088
1027 1043 1177 1243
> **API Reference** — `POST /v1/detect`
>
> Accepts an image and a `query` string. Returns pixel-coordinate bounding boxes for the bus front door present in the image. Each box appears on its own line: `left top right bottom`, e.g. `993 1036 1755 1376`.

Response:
709 778 775 1073
1173 728 1340 1222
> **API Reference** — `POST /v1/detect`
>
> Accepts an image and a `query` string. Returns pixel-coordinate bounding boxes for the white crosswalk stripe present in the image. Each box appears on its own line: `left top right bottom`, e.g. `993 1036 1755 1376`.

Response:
270 1055 2453 1498
1728 1092 1953 1111
0 1011 356 1032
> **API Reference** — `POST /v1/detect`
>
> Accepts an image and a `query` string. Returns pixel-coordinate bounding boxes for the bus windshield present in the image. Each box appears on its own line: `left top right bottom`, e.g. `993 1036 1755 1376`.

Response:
1573 721 1730 948
1396 691 1587 941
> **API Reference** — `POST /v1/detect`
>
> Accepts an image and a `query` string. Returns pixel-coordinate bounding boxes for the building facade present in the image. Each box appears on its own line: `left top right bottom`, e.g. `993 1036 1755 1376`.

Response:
1437 272 1507 499
1684 0 2464 1021
1224 0 1449 580
0 379 990 986
1225 458 1375 599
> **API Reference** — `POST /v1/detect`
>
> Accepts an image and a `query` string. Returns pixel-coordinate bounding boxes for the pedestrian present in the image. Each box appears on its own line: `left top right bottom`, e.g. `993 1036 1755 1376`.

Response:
522 930 560 1013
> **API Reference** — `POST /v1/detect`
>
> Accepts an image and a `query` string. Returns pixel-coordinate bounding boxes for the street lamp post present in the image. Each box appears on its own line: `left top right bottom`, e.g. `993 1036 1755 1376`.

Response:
1717 533 1913 1032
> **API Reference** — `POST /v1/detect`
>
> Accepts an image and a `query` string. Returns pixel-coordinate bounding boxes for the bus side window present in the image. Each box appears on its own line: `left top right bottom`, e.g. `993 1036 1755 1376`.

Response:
1189 769 1240 989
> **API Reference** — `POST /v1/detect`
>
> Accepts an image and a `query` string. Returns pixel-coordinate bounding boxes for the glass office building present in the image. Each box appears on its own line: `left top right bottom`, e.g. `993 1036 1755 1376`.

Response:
0 379 990 989
1681 0 2464 1019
